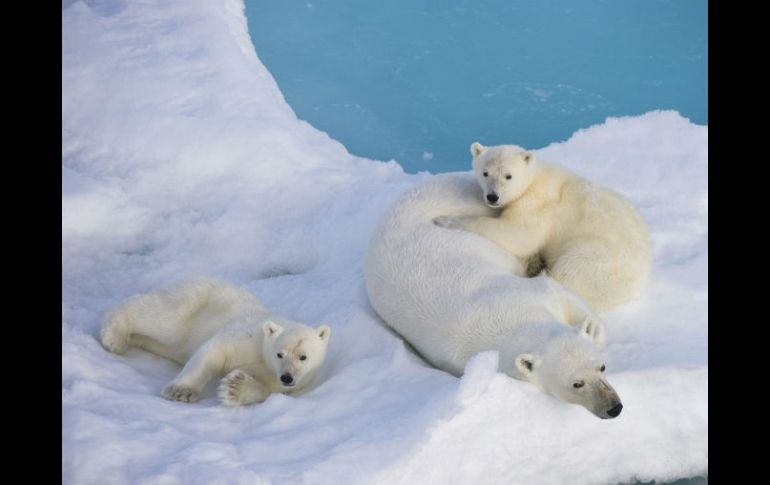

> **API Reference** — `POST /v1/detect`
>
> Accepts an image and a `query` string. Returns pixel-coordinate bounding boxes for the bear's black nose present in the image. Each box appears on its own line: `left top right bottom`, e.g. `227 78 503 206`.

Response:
486 193 499 203
607 403 623 418
280 373 294 385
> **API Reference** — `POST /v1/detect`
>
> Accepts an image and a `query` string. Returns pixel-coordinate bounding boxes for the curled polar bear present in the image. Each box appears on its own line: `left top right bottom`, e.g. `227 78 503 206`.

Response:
364 174 623 419
436 143 652 311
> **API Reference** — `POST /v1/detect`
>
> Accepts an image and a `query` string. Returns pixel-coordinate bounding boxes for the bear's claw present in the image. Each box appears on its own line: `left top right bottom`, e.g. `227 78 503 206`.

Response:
218 369 249 406
161 383 200 403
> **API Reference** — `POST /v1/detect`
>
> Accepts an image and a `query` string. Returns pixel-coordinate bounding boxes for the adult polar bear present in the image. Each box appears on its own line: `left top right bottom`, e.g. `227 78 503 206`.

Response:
364 174 623 419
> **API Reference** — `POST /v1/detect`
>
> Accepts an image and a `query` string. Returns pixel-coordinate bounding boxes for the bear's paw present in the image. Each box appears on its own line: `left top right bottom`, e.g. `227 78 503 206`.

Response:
433 215 462 229
218 369 260 406
161 383 201 403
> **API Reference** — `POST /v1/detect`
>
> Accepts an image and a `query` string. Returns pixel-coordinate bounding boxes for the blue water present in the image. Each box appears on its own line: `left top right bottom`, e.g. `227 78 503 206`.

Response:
245 0 706 173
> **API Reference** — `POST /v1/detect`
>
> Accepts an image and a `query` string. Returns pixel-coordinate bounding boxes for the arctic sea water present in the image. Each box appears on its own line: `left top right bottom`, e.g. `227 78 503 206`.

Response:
245 0 707 174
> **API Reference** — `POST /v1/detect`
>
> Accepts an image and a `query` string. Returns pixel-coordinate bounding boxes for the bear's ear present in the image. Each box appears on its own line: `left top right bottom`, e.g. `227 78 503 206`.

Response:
515 353 540 379
522 152 534 164
577 316 605 348
263 320 284 338
471 142 486 157
316 325 331 343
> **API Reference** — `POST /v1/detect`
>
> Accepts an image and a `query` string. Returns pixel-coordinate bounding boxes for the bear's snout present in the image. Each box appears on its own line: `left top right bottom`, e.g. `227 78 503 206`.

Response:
606 402 623 418
486 193 499 204
280 373 295 386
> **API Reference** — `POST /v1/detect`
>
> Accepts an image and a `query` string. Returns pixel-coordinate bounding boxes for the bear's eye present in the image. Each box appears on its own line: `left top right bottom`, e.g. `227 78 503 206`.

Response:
600 364 606 372
277 353 283 359
483 172 488 177
573 381 584 389
505 174 512 180
299 355 307 361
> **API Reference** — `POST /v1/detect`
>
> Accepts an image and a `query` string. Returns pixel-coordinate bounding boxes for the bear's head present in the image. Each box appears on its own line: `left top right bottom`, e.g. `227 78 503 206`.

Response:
470 142 538 208
262 320 331 391
506 318 623 419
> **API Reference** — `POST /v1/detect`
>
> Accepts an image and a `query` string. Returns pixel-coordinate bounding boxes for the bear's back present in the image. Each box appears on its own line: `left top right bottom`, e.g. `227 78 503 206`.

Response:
364 174 576 374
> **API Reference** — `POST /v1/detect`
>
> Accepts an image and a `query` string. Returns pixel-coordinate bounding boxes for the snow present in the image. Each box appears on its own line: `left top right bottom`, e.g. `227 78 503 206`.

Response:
62 1 707 484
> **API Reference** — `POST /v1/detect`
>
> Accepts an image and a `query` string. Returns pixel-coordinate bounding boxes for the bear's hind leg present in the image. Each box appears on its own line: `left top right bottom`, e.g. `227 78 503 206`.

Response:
100 308 131 355
549 242 619 311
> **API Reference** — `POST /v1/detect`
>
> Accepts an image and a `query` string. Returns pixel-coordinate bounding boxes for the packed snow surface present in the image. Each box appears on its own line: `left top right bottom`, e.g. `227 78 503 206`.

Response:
62 1 707 484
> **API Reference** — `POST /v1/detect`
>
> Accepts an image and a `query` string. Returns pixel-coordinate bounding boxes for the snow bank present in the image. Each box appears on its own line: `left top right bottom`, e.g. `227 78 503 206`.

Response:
62 1 707 483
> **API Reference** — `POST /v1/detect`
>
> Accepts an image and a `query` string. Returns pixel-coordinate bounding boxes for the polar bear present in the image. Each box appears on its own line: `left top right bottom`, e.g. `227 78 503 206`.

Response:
364 174 623 419
100 277 331 406
435 143 652 311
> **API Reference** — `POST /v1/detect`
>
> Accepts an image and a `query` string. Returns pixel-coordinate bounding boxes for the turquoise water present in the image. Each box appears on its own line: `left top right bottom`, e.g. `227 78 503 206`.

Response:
245 0 706 173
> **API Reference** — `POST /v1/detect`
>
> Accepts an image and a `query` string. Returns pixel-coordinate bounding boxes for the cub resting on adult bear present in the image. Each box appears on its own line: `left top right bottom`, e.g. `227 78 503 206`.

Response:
436 143 652 311
365 173 623 419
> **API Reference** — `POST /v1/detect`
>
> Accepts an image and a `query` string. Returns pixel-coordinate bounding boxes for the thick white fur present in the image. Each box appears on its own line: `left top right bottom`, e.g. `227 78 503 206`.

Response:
452 144 652 311
101 277 330 406
364 174 622 418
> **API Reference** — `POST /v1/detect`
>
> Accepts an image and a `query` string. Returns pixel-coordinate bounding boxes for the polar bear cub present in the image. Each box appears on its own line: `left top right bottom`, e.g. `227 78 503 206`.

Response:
436 143 652 311
100 277 331 406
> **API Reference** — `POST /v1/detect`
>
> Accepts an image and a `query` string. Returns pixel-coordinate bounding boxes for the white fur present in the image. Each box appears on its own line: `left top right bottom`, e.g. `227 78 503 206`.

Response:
442 143 652 311
364 174 622 418
100 277 331 406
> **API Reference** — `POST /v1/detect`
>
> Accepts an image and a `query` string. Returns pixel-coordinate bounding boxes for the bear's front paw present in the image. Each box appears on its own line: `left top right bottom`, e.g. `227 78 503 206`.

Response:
218 369 266 406
218 370 249 406
161 383 201 403
433 216 461 229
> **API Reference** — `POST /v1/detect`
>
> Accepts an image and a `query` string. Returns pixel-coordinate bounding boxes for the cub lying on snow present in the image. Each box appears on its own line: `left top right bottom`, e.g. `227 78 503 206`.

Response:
100 277 331 406
436 142 652 311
